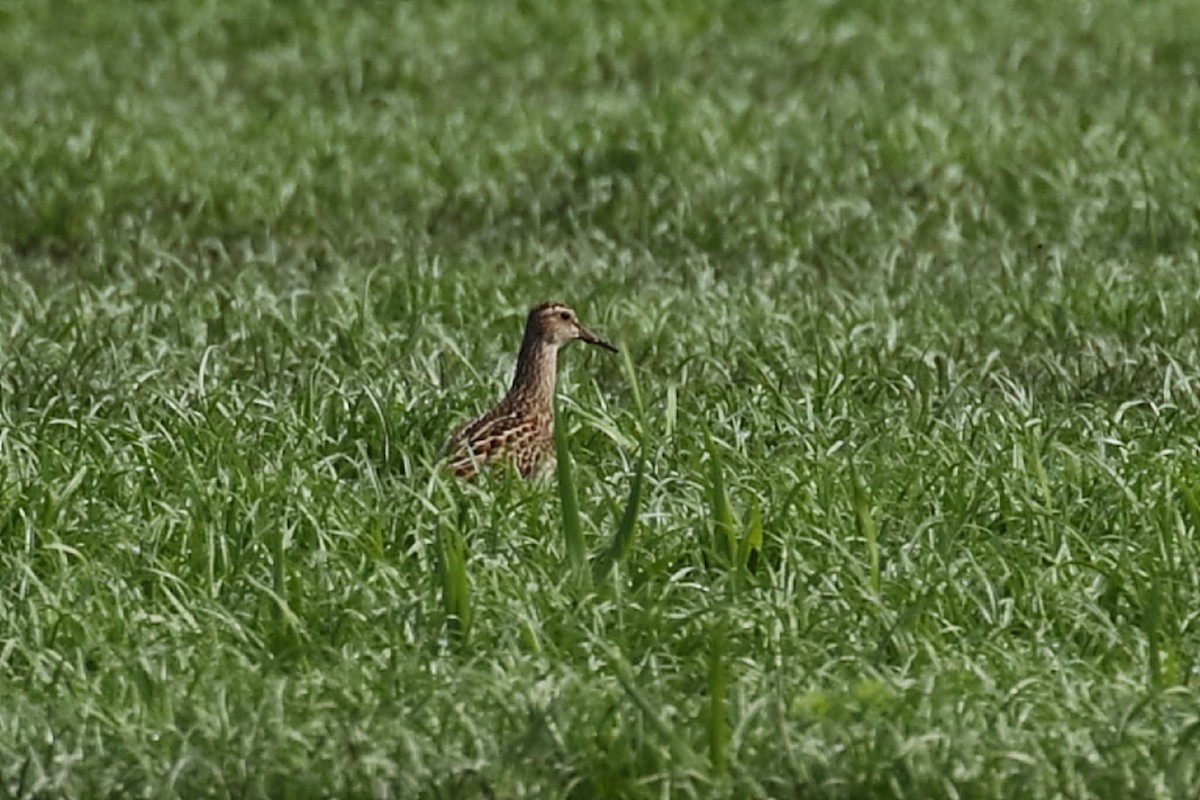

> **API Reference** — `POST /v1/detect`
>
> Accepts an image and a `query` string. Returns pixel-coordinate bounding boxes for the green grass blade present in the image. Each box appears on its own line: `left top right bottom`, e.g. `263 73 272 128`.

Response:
623 344 645 418
595 348 648 581
267 520 297 652
595 450 646 581
435 522 471 643
270 520 287 624
1177 480 1200 534
851 467 880 595
704 427 737 568
554 398 586 574
736 497 763 574
1143 562 1163 690
707 619 729 777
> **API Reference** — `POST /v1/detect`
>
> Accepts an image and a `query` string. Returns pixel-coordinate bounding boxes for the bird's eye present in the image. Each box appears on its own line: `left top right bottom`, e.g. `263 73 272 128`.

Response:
559 311 571 321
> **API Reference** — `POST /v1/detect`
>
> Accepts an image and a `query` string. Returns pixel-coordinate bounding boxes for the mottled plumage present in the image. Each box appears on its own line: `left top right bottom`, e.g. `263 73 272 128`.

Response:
447 302 617 480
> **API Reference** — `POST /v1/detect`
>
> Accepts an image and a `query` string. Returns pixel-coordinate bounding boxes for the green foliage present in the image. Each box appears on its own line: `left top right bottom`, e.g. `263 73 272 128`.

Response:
3 0 1200 797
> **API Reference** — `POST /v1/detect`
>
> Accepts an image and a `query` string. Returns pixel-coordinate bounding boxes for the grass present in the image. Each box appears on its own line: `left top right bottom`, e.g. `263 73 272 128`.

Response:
2 0 1200 796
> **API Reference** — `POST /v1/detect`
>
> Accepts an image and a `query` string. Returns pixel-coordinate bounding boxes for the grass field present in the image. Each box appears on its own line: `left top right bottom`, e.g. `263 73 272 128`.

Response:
3 0 1200 797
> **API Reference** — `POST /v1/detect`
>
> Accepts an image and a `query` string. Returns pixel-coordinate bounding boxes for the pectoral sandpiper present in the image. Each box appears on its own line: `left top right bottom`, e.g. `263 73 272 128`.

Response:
446 302 618 480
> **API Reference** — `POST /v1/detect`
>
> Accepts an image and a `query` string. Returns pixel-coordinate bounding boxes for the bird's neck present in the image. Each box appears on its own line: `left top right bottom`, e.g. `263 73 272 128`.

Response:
503 333 558 413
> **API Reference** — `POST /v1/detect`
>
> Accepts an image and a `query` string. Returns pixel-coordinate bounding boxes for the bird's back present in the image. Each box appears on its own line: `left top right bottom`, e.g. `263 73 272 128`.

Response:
446 400 553 479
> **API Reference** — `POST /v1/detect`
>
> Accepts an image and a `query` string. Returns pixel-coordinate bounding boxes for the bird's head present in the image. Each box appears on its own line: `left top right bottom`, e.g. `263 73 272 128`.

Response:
526 302 618 352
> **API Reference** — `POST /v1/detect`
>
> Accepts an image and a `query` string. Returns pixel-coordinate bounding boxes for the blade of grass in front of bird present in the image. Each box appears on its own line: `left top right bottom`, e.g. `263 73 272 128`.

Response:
665 383 677 438
1176 478 1200 542
554 398 586 576
595 348 647 581
851 466 880 595
268 519 297 651
708 618 729 777
1145 582 1162 689
737 497 763 575
704 427 736 569
595 452 645 581
435 521 471 643
1142 555 1165 689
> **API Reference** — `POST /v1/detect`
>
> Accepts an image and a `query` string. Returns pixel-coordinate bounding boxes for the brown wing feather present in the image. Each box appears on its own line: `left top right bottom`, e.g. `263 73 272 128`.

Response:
446 408 553 480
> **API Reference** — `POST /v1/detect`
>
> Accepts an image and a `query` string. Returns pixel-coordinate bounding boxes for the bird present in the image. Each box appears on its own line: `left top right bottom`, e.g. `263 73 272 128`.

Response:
446 302 618 480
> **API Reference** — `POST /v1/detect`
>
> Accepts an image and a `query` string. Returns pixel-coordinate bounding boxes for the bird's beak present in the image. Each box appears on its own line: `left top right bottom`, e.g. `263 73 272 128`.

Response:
577 325 619 353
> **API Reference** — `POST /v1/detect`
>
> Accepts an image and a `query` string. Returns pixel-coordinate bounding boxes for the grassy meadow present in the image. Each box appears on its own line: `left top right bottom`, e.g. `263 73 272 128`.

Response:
3 0 1200 796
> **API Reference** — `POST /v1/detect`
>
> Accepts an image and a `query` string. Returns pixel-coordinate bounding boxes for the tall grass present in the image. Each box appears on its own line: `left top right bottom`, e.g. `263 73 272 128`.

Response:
3 0 1200 797
553 399 587 576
